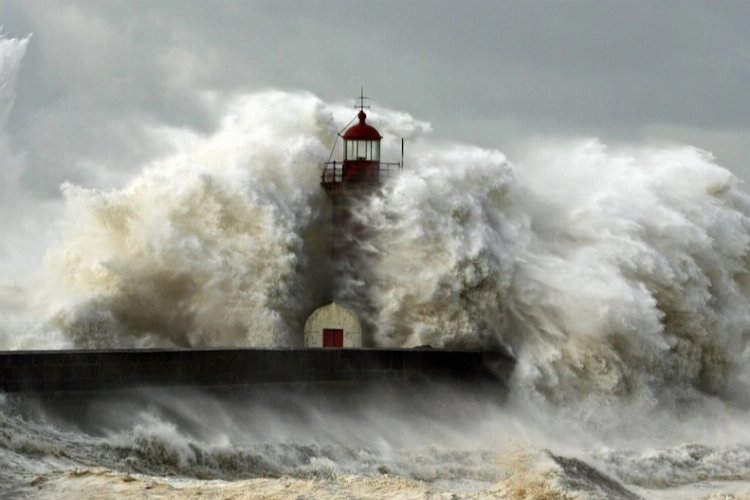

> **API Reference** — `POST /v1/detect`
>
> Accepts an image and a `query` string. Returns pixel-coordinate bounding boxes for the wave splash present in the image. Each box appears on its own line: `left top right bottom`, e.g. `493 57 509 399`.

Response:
42 91 333 348
357 140 750 413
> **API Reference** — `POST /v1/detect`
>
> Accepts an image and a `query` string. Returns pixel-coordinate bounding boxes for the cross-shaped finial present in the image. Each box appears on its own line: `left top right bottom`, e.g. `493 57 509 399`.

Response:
356 86 370 111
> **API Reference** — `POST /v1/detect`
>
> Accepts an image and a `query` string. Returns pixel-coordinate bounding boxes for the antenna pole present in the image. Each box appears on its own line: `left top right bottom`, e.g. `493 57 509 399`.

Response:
401 138 404 170
356 87 370 110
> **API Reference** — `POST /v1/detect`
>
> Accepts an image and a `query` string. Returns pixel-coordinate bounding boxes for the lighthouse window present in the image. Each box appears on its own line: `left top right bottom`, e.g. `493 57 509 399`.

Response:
357 140 368 159
345 140 380 161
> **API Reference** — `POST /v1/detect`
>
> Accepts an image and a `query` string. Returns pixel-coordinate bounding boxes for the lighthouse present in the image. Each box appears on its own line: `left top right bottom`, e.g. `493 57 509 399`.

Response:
320 89 402 195
303 90 403 348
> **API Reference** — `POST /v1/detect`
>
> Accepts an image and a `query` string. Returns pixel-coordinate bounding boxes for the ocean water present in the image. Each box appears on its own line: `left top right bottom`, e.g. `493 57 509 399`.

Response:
3 33 750 498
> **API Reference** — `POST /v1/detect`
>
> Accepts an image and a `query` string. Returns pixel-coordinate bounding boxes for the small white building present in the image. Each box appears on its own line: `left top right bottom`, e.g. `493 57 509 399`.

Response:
304 302 362 348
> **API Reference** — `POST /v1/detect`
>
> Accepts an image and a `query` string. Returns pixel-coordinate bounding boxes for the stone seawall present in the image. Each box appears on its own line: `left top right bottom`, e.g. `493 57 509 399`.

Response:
0 348 514 393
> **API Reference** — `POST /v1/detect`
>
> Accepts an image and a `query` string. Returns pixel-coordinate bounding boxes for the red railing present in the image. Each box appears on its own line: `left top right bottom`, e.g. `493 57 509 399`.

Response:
321 161 402 187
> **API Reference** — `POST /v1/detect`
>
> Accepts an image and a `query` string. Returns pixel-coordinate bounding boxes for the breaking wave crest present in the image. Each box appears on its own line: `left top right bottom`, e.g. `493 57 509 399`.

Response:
43 91 333 348
352 138 750 413
0 390 644 499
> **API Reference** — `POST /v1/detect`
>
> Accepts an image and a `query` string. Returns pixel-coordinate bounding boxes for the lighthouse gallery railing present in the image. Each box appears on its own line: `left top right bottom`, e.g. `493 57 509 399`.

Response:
320 160 402 187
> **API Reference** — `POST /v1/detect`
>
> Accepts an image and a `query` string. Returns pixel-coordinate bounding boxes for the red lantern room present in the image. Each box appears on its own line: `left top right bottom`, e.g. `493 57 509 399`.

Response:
321 89 402 193
341 109 382 183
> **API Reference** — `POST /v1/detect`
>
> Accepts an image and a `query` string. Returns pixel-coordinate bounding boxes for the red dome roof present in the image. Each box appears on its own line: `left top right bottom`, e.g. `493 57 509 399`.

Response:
342 110 382 140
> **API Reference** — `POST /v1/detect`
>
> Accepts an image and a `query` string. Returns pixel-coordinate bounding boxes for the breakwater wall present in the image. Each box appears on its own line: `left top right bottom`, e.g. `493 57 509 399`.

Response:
0 348 513 393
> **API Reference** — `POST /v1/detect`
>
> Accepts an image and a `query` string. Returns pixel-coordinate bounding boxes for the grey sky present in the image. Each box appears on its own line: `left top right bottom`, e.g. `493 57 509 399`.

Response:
2 0 750 197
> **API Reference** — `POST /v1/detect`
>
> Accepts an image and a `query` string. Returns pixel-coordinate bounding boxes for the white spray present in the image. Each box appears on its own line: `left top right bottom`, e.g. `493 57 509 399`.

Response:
42 92 336 348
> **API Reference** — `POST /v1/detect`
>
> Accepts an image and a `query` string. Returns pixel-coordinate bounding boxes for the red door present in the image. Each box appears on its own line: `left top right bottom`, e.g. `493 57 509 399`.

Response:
323 329 344 348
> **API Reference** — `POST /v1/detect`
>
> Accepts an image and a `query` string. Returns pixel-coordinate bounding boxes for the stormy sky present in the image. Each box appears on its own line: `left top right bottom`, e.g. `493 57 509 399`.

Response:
2 0 750 198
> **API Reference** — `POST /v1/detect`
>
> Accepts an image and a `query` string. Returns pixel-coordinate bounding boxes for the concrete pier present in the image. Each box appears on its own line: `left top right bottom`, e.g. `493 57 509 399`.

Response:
0 348 514 393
